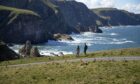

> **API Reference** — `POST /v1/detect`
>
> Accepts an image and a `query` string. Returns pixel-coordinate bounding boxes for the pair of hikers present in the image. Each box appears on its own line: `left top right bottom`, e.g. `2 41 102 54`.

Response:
76 43 88 56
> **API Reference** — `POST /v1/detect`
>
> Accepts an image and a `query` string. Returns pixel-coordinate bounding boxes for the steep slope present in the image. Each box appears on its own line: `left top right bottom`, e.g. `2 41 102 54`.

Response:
136 14 140 19
0 41 19 61
0 0 77 44
91 8 140 26
0 5 48 44
52 0 105 32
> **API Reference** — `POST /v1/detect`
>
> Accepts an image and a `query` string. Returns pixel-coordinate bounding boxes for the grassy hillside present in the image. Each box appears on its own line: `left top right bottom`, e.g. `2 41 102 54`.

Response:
0 5 39 16
91 8 140 26
0 61 139 84
0 48 140 66
91 8 118 20
92 8 118 14
91 8 135 20
0 5 39 24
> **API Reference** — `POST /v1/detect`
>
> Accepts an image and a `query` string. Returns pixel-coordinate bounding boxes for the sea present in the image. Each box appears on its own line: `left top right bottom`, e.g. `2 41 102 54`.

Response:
10 25 140 56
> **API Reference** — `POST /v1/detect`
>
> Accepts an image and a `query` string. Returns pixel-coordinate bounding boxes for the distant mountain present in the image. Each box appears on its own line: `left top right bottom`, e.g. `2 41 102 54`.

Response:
91 8 140 26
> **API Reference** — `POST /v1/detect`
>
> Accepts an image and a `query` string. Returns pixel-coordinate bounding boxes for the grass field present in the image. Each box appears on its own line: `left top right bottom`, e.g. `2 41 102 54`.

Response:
0 48 140 66
0 61 140 84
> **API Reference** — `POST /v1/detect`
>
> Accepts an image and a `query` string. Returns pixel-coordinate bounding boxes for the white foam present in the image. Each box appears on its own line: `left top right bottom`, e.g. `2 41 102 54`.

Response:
60 32 133 45
109 40 134 44
110 33 118 35
40 50 73 56
9 27 137 56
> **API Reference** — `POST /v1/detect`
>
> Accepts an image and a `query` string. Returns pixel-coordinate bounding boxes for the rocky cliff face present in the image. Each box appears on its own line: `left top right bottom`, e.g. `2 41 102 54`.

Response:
0 41 19 61
0 9 47 43
91 8 140 26
1 1 140 44
0 0 77 44
52 0 105 32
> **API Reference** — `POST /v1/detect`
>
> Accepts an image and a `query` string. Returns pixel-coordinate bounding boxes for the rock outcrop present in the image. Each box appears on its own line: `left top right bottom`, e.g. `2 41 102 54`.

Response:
19 40 32 57
30 47 40 57
0 41 19 61
53 33 73 41
19 40 41 57
52 0 104 32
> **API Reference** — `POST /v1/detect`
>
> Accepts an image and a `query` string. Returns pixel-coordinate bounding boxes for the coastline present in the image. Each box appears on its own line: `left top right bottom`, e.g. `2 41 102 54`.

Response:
1 47 140 66
9 25 140 56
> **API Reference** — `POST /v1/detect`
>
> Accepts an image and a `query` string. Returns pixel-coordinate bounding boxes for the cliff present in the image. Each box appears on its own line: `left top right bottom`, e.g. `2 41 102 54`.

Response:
0 0 77 44
91 8 140 26
52 0 104 32
1 1 140 44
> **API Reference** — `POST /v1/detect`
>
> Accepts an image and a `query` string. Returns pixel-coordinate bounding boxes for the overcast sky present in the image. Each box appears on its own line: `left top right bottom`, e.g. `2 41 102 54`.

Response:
75 0 140 14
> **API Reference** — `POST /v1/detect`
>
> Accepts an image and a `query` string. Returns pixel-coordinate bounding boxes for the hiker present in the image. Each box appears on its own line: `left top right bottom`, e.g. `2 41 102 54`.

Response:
84 43 88 55
76 45 80 57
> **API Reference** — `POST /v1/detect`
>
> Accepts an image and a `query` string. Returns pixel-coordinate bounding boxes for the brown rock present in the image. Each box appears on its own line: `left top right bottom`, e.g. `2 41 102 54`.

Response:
30 47 40 57
53 33 73 41
19 40 32 57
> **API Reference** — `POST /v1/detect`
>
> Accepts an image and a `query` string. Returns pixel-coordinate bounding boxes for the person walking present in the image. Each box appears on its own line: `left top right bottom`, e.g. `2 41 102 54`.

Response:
84 43 88 55
76 45 80 57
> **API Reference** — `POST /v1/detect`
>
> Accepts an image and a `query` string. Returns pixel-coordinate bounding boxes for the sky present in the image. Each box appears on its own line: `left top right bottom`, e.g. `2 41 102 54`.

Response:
75 0 140 14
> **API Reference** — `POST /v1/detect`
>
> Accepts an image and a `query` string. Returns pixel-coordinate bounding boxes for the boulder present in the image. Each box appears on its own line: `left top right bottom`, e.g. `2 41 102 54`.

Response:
53 33 73 41
0 41 19 61
19 40 32 57
30 47 40 57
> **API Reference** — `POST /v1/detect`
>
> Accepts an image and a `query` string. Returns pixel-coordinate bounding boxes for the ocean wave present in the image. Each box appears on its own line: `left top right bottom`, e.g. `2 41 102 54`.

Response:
9 26 139 56
110 33 118 35
59 36 134 46
40 50 73 56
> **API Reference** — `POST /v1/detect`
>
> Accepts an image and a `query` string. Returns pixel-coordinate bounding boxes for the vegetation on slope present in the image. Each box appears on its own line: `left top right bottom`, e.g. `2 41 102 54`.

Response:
0 5 39 24
91 8 118 20
42 0 58 14
92 8 118 14
0 61 139 84
0 5 39 16
91 8 140 25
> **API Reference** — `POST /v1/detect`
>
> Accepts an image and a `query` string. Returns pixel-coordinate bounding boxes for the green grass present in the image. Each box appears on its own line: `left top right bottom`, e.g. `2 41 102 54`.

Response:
91 8 118 19
0 5 39 16
0 5 39 24
91 8 117 15
0 48 140 66
88 48 140 57
0 61 140 84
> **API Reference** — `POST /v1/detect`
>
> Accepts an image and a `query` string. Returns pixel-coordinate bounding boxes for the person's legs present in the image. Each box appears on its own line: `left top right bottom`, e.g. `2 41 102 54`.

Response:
84 50 87 55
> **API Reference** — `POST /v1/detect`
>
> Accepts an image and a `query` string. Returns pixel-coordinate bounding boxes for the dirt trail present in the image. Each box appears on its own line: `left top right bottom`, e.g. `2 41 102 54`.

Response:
2 56 140 68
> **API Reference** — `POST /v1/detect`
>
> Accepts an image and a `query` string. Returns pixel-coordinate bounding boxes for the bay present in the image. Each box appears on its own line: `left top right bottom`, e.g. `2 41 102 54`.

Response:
11 25 140 56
